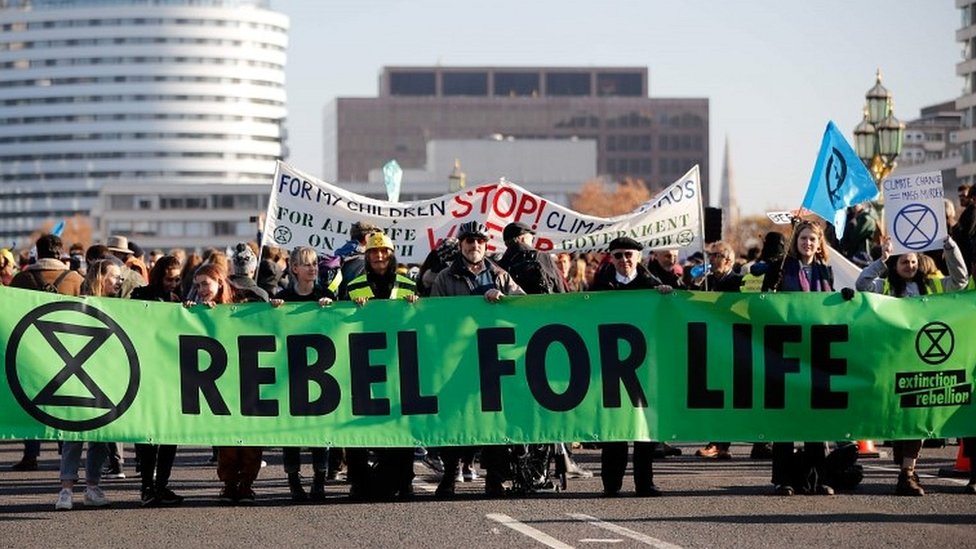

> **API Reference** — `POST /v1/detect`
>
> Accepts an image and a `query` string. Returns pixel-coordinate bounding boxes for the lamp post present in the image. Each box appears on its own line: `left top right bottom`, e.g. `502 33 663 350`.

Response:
853 69 905 184
448 158 466 192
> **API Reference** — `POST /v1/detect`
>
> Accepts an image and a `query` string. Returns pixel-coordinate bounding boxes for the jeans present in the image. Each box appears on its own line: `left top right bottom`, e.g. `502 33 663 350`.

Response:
59 442 109 484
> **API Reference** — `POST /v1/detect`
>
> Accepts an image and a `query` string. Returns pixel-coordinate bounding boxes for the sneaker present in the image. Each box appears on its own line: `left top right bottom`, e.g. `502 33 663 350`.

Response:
259 460 267 469
454 470 464 483
83 485 111 507
102 465 125 480
565 458 593 479
155 487 184 505
55 488 73 511
895 471 925 496
462 464 478 482
422 454 444 474
695 444 720 458
774 484 795 496
11 457 38 471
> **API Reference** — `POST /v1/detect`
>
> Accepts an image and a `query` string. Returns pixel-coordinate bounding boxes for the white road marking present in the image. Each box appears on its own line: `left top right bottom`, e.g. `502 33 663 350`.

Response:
567 513 685 549
862 465 968 485
579 539 624 544
486 513 574 549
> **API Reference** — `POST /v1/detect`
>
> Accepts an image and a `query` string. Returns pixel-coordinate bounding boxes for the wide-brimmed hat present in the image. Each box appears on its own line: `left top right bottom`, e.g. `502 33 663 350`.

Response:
106 235 133 255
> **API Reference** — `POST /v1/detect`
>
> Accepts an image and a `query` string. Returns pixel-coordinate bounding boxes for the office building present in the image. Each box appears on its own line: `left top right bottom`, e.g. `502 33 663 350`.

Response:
324 66 709 203
0 0 288 247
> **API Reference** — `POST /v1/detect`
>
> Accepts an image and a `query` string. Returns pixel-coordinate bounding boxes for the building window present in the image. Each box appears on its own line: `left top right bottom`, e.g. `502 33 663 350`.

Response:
493 72 540 96
546 72 590 96
389 71 436 96
443 72 488 96
110 195 134 210
596 73 642 97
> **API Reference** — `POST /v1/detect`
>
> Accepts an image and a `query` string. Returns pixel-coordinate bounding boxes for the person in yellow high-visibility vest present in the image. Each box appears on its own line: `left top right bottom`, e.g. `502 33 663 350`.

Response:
340 232 418 501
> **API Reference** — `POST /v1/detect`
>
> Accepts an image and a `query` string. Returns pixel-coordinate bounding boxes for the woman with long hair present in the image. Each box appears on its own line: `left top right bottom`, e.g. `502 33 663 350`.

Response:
55 258 123 510
767 220 835 496
857 234 968 495
130 256 185 506
185 262 262 504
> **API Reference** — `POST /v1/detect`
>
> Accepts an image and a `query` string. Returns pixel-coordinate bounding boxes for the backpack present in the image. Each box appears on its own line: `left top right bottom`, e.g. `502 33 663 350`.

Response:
506 249 552 295
30 270 71 293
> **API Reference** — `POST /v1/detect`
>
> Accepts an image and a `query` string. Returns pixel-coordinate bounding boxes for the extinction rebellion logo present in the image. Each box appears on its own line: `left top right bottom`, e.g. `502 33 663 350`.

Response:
895 321 971 408
4 302 140 431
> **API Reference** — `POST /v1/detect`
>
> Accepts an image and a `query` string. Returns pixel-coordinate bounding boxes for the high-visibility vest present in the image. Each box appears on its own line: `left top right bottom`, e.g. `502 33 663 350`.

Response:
741 273 764 293
346 272 417 300
882 275 943 296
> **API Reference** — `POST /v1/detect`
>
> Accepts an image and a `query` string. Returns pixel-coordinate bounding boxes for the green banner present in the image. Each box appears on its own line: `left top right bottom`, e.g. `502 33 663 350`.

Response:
1 285 974 446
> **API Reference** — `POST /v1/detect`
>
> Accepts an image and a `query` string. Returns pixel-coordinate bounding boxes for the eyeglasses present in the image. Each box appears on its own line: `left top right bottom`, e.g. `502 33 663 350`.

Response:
612 251 636 260
462 237 487 245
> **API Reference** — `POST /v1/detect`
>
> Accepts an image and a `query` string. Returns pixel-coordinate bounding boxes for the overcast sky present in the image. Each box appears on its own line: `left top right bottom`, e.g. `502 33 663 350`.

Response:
276 0 961 216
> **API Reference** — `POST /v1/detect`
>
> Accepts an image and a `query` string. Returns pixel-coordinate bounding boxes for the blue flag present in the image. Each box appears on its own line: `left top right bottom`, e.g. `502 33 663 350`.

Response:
382 160 402 203
800 121 878 239
50 220 65 237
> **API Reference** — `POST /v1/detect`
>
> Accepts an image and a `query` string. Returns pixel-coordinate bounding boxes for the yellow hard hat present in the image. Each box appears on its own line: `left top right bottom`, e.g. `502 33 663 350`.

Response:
365 232 394 252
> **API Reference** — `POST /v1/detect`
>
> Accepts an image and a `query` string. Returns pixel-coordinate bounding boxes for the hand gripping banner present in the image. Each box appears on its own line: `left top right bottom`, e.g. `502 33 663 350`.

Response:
262 161 703 262
1 286 974 446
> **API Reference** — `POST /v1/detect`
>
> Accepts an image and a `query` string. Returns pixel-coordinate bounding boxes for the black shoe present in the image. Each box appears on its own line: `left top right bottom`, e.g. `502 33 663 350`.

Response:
287 473 308 502
774 484 795 496
140 487 159 507
485 478 505 498
309 472 327 502
813 484 835 496
237 487 256 504
602 487 621 497
750 443 773 460
635 484 662 497
435 477 456 499
218 485 236 504
155 486 184 505
964 481 976 495
10 458 38 471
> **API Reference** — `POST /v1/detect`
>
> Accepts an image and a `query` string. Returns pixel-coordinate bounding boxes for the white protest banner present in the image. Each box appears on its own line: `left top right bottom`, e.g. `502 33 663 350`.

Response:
882 170 947 255
262 161 702 263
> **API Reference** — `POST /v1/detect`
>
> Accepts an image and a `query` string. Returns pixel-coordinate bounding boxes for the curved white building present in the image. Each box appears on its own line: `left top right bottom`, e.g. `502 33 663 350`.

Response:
0 0 288 248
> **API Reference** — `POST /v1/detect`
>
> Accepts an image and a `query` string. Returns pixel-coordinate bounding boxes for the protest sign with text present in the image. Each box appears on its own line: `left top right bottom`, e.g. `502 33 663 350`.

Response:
262 162 702 262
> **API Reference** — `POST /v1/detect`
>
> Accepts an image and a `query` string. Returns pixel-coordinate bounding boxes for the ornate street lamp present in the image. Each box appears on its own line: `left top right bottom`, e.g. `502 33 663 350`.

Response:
853 69 905 184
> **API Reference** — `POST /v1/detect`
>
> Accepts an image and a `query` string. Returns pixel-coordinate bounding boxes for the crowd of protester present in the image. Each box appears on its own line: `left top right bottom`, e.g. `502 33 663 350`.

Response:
2 210 976 509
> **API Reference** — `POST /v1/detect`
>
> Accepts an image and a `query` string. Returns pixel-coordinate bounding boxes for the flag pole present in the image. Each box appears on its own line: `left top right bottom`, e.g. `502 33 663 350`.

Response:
694 165 709 291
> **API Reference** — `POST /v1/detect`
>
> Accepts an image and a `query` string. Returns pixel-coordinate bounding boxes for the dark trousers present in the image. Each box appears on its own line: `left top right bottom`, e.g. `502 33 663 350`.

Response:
282 447 328 475
135 443 177 490
375 448 415 495
600 441 656 493
216 447 262 488
771 442 826 486
23 440 40 459
892 440 923 464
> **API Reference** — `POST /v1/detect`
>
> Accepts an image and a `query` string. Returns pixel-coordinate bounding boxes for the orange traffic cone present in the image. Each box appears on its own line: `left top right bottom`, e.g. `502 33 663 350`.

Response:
856 440 882 458
938 440 971 478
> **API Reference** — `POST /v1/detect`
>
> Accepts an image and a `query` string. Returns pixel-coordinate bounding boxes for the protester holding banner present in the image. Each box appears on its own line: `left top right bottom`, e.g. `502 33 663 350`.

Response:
430 221 524 498
187 263 264 504
340 233 418 500
767 220 835 496
10 234 84 474
856 235 968 496
591 236 672 497
55 258 123 510
129 256 185 507
270 246 334 502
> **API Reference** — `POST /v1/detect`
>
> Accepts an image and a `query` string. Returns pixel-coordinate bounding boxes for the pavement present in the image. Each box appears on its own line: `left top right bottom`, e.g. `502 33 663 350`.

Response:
0 441 973 548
